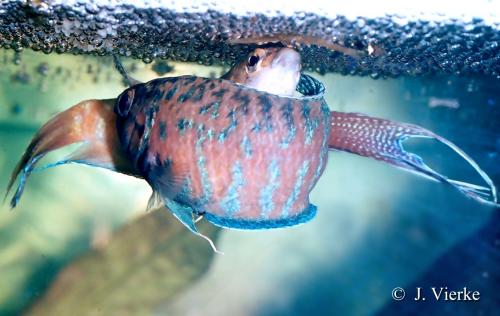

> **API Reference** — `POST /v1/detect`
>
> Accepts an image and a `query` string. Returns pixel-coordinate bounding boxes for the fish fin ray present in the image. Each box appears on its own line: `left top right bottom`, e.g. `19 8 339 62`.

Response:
5 99 132 207
148 162 188 200
195 232 224 254
163 198 198 233
147 190 163 212
113 54 142 87
381 151 499 207
6 155 43 208
161 197 222 253
329 112 498 207
29 140 138 178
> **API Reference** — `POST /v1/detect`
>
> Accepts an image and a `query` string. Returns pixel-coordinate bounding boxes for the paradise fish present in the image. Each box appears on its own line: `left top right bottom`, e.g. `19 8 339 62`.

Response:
5 47 498 252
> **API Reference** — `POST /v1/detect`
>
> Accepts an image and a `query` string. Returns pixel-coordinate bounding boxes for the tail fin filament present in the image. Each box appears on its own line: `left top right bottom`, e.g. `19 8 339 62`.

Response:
329 111 498 207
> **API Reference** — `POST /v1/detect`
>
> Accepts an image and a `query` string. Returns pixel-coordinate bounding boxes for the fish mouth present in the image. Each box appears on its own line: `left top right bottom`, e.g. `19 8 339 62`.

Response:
272 47 301 72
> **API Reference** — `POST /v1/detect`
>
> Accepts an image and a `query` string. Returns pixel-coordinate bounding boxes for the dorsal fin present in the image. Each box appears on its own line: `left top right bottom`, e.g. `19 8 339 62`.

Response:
113 55 142 87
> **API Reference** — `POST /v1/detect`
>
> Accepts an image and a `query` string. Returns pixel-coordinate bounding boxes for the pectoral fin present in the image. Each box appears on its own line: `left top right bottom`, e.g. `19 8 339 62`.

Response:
164 198 198 233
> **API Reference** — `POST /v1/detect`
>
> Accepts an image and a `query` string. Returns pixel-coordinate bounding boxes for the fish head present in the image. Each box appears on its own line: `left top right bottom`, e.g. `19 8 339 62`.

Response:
223 47 301 96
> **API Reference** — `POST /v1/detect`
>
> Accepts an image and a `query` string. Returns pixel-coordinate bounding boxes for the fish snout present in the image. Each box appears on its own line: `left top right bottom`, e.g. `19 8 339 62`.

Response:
272 48 301 73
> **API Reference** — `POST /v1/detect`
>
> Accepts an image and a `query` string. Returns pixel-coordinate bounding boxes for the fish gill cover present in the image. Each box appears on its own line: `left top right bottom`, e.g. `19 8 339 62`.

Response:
0 0 499 78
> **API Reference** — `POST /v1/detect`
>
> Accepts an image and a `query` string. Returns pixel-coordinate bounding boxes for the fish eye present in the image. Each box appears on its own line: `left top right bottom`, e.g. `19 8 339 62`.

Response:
246 55 260 71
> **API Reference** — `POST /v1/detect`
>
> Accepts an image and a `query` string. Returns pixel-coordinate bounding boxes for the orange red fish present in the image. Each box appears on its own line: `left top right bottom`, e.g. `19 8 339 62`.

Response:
6 47 498 252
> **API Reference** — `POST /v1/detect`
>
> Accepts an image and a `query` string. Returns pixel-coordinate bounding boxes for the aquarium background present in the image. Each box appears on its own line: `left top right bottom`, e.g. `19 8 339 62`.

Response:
0 1 499 316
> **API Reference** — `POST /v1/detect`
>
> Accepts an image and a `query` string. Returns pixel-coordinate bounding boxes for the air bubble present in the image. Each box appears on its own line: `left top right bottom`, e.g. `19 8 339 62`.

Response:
0 1 497 77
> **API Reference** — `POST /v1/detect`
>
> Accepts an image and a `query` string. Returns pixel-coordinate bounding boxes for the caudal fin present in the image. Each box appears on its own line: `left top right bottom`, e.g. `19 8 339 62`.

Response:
329 111 498 207
6 99 137 208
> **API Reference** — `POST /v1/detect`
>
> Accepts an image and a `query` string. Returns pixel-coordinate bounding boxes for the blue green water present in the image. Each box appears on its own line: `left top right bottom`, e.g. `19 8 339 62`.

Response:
0 49 498 316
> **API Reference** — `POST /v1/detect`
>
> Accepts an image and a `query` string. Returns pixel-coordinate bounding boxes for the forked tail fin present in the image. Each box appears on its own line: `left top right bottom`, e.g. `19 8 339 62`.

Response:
5 99 137 208
329 111 498 207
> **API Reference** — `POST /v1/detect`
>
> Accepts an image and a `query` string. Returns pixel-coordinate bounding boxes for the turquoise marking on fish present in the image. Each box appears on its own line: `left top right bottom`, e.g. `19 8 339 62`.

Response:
241 136 253 158
211 102 220 119
206 128 215 140
282 160 310 218
195 124 213 205
221 162 244 216
279 101 297 149
259 159 281 219
302 101 320 145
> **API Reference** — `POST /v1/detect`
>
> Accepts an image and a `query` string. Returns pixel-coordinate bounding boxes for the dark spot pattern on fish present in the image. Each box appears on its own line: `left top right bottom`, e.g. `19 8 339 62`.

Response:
176 93 189 103
151 87 165 103
177 118 193 135
162 157 172 168
218 109 238 143
158 121 167 141
177 118 187 132
199 103 212 115
177 83 197 103
182 76 197 84
251 122 261 133
301 100 318 145
195 126 207 148
302 100 311 119
231 89 250 115
212 88 227 99
199 101 220 116
280 100 296 148
164 85 178 101
210 102 220 119
258 95 273 132
191 82 206 102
